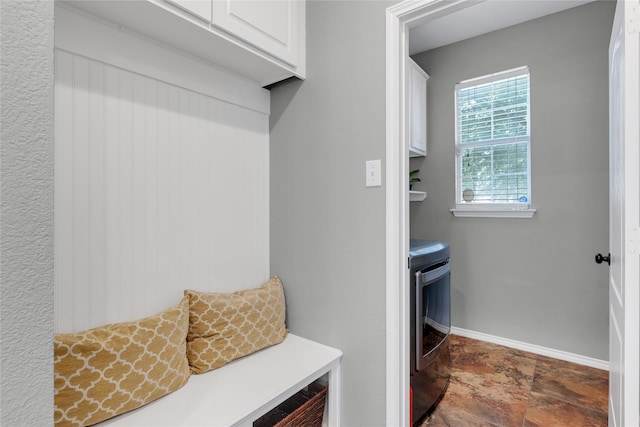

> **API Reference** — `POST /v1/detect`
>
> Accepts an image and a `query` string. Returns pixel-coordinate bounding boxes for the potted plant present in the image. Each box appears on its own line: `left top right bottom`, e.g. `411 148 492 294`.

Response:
410 169 421 191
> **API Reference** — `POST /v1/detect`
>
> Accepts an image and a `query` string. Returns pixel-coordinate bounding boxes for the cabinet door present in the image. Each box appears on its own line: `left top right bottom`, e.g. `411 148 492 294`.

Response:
168 0 212 22
409 59 428 157
212 0 300 66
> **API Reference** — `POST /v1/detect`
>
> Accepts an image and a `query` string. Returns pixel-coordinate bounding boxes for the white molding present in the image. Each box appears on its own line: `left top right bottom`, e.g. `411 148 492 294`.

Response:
385 5 409 426
386 2 483 426
451 327 609 371
451 207 536 218
55 3 270 115
59 0 304 87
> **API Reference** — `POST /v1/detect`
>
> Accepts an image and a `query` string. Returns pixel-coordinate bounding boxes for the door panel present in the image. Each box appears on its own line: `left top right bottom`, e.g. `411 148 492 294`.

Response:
211 0 299 66
608 1 640 425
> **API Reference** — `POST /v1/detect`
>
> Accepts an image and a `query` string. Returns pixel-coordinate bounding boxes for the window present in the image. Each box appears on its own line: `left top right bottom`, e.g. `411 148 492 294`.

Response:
453 66 535 218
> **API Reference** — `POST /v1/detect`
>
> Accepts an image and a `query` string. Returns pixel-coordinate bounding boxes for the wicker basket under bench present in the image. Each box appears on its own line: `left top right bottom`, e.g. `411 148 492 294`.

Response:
98 334 342 427
254 381 328 427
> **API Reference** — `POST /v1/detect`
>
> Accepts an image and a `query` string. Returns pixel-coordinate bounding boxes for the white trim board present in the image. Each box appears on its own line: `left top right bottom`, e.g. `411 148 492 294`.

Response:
55 3 270 115
385 2 482 425
451 327 609 371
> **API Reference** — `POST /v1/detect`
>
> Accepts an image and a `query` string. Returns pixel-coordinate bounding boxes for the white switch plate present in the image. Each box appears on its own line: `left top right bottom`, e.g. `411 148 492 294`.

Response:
366 160 381 187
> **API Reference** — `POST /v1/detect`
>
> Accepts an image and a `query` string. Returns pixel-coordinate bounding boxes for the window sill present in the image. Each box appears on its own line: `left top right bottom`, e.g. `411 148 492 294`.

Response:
450 207 536 219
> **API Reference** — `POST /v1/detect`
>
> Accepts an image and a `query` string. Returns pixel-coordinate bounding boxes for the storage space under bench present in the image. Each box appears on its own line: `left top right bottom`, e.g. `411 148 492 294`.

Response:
253 381 327 427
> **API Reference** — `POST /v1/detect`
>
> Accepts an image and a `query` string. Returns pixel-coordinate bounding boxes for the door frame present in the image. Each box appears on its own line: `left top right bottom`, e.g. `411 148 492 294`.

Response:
386 1 639 425
385 1 477 424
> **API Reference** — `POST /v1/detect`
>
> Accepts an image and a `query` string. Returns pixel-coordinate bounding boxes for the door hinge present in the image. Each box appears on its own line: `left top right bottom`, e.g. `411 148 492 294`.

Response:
627 226 640 255
628 3 640 34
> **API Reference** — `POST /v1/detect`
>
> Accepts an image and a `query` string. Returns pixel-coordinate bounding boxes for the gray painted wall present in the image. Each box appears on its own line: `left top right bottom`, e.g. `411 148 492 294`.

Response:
270 1 393 425
410 0 614 360
1 1 55 425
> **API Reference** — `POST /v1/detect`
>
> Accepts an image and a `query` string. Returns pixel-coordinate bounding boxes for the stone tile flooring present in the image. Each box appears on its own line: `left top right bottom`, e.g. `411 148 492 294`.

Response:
419 335 608 427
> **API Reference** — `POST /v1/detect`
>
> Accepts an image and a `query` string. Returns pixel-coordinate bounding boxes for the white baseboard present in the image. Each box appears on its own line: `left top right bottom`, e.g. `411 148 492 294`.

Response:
450 327 609 371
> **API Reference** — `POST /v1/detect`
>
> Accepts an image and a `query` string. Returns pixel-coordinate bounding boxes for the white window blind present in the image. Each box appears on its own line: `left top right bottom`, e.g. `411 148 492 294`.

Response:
455 66 531 208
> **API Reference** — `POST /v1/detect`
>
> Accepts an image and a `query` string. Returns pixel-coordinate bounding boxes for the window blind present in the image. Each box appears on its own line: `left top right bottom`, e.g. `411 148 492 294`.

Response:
455 66 530 205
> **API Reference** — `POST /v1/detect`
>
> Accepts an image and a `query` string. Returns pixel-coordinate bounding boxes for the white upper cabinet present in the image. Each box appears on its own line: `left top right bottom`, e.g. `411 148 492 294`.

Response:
167 0 304 75
169 0 212 21
61 0 305 87
409 58 428 157
211 1 300 67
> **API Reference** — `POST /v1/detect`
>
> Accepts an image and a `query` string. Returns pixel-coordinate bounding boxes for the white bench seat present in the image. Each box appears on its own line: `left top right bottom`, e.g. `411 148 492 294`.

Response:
98 334 342 427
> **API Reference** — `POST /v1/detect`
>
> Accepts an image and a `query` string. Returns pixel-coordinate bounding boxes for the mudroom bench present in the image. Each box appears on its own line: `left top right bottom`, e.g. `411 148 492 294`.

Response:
99 334 342 427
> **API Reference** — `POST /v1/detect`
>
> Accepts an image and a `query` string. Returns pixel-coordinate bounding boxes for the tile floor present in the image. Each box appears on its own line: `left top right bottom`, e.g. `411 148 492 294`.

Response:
419 335 609 427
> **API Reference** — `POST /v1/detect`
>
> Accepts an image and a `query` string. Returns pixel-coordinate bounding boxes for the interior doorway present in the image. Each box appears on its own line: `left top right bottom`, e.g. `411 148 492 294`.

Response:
384 1 633 426
385 4 486 424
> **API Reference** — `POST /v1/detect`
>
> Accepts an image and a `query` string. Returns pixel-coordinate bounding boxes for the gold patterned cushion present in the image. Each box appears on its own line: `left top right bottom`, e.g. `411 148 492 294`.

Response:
185 276 288 374
53 296 191 426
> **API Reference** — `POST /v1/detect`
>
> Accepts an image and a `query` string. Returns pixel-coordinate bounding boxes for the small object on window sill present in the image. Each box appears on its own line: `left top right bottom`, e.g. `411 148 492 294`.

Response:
410 191 426 202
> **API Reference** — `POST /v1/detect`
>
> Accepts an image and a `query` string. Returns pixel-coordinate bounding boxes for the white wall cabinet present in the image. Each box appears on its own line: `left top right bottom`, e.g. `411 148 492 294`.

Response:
62 0 305 87
169 0 300 67
409 58 428 157
211 0 301 67
169 0 211 21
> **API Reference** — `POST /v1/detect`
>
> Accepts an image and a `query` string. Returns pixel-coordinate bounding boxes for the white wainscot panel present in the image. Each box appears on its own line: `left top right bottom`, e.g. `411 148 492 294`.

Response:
55 51 269 332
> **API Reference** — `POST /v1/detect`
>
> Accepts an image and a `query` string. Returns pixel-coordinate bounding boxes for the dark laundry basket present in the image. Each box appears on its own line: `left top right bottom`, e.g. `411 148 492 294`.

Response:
253 381 327 427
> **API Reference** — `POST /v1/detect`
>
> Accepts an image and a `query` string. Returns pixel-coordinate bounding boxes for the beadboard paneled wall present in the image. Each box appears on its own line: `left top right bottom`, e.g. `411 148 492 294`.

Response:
55 48 270 333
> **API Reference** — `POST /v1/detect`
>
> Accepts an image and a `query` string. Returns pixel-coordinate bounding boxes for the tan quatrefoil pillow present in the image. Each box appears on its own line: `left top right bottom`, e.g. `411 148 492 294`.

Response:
53 296 191 426
185 276 288 374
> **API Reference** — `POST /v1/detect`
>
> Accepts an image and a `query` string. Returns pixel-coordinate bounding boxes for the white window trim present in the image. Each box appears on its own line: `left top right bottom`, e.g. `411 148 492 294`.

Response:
453 66 535 218
450 205 536 218
456 65 529 90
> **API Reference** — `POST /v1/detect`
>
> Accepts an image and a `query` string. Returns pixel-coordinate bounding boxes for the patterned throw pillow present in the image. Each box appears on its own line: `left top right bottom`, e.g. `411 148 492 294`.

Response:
185 276 288 374
54 296 191 426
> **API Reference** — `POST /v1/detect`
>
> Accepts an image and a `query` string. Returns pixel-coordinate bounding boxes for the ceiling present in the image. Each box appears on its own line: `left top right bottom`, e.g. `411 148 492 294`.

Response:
409 0 595 55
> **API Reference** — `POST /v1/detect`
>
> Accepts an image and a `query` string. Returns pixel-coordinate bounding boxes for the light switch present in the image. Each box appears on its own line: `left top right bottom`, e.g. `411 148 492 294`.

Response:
366 160 382 187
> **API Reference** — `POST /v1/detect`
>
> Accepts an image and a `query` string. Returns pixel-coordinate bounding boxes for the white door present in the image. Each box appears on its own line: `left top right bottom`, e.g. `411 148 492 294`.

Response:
608 1 640 426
